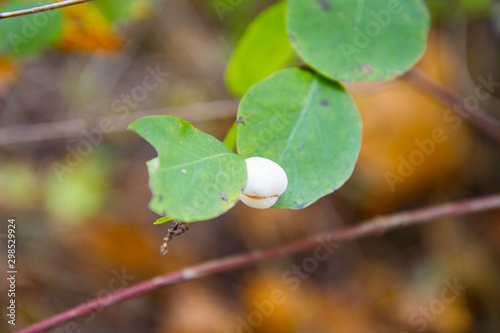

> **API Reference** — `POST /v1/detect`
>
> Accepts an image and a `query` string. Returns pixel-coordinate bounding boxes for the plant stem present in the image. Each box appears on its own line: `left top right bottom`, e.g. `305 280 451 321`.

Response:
222 121 238 152
0 100 239 147
3 69 499 147
16 194 500 333
405 68 500 144
0 0 93 19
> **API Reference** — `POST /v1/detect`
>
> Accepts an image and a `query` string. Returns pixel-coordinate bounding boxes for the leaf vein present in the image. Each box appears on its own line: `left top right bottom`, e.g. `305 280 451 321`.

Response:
159 153 234 173
278 78 318 164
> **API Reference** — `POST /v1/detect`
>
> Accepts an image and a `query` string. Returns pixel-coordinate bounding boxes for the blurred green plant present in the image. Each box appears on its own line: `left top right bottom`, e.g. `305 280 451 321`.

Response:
0 159 39 208
44 149 114 223
0 0 156 58
92 0 158 22
0 0 63 57
425 0 495 20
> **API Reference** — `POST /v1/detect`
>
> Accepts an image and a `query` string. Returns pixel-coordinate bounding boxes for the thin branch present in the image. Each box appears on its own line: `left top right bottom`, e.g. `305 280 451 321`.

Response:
16 194 500 333
0 0 93 19
4 69 499 147
405 67 500 144
0 100 239 147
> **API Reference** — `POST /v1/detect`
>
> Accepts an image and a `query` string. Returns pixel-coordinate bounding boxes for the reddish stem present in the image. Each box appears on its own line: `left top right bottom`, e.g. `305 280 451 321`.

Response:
16 194 500 333
406 68 500 144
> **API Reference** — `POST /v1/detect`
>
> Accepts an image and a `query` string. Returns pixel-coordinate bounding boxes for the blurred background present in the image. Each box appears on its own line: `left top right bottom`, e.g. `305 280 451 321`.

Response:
1 0 500 332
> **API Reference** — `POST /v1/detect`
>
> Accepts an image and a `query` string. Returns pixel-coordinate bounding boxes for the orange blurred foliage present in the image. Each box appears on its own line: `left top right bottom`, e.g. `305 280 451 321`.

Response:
351 30 472 214
57 4 123 52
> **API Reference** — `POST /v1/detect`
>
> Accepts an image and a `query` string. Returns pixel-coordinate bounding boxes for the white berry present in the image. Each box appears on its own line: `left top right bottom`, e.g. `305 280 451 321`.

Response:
240 157 288 209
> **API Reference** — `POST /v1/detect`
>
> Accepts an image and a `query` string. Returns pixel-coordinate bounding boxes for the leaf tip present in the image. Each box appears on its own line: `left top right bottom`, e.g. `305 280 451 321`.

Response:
153 216 173 225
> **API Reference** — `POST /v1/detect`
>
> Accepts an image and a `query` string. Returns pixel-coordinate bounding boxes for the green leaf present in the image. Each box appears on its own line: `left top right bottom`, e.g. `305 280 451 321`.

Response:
225 1 296 97
0 0 63 57
129 116 247 222
153 216 173 225
237 67 361 209
286 0 430 82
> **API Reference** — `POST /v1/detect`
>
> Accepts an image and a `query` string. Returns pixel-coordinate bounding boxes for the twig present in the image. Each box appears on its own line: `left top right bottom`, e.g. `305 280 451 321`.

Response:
0 0 93 19
160 221 189 255
4 69 499 147
0 100 239 147
16 193 500 333
405 67 500 144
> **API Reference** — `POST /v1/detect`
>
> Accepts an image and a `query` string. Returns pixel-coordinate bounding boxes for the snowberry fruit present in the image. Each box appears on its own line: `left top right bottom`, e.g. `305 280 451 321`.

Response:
240 157 288 209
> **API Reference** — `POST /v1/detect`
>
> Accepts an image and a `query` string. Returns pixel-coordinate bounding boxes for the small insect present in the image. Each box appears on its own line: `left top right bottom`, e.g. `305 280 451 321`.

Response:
160 221 189 255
